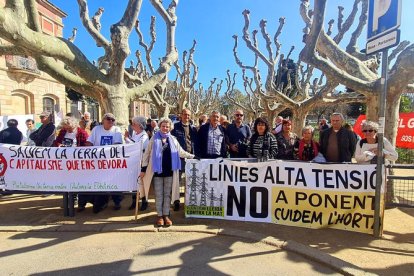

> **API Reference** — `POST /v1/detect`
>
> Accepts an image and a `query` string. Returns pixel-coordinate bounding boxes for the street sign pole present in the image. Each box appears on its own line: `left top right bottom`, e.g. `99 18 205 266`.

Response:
367 0 402 238
373 49 388 238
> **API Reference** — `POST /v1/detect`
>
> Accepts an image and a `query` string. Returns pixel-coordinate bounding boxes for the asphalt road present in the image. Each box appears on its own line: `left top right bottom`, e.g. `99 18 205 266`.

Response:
0 231 338 275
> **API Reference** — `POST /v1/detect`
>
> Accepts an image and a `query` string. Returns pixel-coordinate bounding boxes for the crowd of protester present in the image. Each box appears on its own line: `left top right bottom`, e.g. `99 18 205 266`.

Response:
0 108 398 226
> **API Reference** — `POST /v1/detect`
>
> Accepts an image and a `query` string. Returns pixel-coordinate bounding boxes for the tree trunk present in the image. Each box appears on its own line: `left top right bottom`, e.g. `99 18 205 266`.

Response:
365 94 380 121
385 92 401 145
291 109 308 136
157 103 170 119
107 86 130 130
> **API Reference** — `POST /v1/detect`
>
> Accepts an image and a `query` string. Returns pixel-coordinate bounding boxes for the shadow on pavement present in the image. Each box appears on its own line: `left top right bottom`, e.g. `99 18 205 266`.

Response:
1 194 413 275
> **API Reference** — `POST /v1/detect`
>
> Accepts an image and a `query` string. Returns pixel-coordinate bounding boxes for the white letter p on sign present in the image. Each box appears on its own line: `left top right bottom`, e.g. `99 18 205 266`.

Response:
373 0 392 32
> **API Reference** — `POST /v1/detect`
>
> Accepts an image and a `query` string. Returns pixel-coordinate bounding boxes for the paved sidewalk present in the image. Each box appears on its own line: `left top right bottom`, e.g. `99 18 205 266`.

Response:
0 194 413 275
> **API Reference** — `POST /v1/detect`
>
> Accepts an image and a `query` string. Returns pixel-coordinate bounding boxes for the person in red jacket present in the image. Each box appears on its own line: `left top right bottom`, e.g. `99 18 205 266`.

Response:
54 116 88 147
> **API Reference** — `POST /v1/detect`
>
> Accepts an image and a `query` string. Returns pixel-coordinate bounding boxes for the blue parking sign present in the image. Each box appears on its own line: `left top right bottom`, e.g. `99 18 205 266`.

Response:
367 0 401 41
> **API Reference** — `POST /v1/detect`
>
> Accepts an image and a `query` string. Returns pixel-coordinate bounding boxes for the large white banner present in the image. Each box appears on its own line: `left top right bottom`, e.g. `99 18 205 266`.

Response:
185 159 384 234
0 143 141 192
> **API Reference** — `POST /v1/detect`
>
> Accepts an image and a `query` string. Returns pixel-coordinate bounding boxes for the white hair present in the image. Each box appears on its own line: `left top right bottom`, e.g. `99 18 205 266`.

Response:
158 117 174 130
60 116 79 129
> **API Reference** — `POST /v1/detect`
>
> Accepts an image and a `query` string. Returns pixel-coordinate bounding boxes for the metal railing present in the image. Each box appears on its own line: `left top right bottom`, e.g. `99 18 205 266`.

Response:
386 164 414 208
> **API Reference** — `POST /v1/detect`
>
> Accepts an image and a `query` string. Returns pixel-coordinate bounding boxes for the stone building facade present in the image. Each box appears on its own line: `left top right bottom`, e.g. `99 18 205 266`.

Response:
0 0 67 122
0 0 153 127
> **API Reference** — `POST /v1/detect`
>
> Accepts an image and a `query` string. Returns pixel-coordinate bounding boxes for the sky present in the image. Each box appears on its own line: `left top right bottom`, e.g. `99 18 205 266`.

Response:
50 0 414 90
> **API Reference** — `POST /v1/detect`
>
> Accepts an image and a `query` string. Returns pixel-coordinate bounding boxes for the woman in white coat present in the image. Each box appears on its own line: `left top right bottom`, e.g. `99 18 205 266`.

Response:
355 121 398 164
140 117 194 227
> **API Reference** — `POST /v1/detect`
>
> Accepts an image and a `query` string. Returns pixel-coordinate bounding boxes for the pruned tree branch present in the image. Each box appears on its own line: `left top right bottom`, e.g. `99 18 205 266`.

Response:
77 1 110 49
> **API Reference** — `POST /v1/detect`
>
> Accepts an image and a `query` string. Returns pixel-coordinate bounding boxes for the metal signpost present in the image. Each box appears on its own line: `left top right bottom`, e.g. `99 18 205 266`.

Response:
366 0 402 238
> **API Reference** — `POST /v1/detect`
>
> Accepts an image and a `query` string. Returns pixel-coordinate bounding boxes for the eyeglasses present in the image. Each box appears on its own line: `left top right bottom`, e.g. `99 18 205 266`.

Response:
235 114 244 117
105 118 115 122
362 129 375 133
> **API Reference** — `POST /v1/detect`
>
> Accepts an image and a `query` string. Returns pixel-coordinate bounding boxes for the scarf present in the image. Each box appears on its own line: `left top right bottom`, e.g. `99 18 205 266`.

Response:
152 131 181 173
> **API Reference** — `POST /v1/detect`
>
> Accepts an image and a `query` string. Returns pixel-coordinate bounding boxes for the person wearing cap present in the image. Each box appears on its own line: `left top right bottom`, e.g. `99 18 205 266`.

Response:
171 108 198 211
124 116 150 211
276 119 299 160
82 113 123 213
29 111 56 147
0 119 23 145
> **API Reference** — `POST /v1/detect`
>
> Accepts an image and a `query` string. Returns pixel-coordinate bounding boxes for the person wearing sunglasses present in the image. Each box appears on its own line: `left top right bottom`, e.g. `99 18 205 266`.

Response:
354 121 398 164
226 110 252 158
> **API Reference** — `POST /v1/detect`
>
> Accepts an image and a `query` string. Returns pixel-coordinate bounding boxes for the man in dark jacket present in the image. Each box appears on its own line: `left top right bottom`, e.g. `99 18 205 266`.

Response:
0 119 23 145
319 113 357 162
197 110 227 159
171 108 198 210
172 108 198 161
29 111 56 147
226 109 251 158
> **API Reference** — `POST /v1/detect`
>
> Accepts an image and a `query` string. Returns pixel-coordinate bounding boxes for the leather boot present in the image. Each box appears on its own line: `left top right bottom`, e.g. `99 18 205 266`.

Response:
139 197 148 211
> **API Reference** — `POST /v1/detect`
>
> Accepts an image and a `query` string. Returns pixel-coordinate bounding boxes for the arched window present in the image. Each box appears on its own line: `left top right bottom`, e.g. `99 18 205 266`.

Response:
43 97 55 114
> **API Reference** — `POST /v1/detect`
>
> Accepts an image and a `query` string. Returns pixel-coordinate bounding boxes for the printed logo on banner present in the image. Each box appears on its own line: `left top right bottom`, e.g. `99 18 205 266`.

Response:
100 136 113 145
185 162 225 217
0 153 7 189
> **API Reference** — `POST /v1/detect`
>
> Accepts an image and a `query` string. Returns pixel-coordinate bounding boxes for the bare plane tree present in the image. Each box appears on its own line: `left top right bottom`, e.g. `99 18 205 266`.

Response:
226 9 365 134
189 78 223 120
165 40 223 119
300 0 414 144
0 0 179 128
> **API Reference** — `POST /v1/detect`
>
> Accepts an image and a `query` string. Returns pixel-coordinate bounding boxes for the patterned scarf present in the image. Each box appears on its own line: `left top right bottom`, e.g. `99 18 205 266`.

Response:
152 131 181 173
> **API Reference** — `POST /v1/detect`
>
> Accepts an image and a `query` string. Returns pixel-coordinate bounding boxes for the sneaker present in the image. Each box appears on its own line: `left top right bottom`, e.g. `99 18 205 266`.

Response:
128 200 136 210
140 197 148 211
163 216 173 227
155 216 164 227
173 200 180 211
